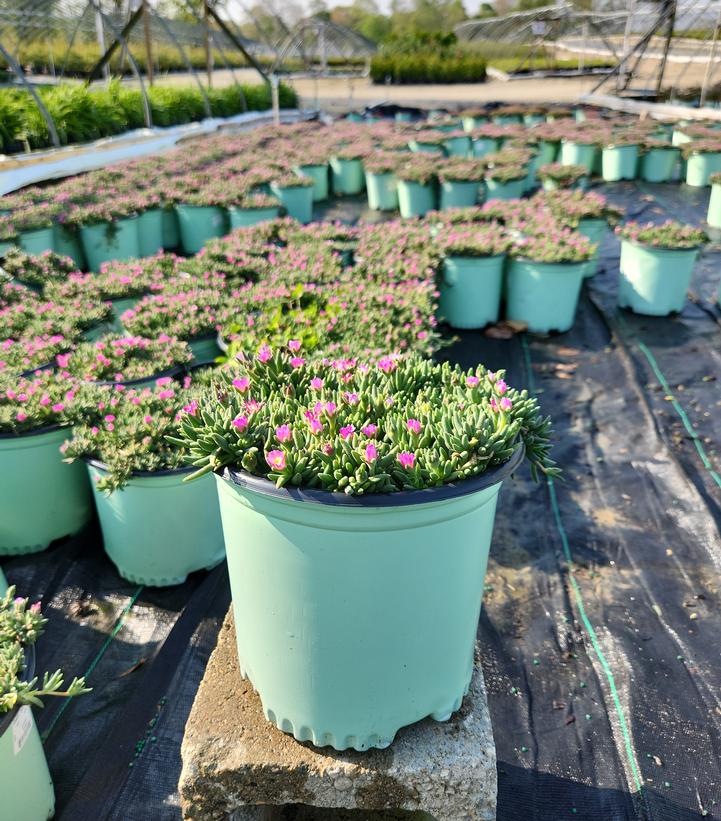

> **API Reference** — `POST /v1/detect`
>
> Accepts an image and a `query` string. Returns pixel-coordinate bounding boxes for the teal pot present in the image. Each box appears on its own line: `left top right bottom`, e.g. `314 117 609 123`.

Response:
83 322 116 343
538 140 560 164
462 115 487 131
685 151 721 187
485 176 525 201
137 208 164 258
524 113 545 127
87 462 224 586
439 180 481 210
707 182 721 228
437 254 505 329
176 205 227 255
542 177 588 192
506 258 585 333
0 240 14 257
54 225 85 269
397 180 436 219
408 140 443 155
346 112 364 123
472 137 498 158
672 129 693 147
228 206 280 229
0 426 92 555
577 217 607 278
601 145 639 181
395 111 413 123
0 565 6 593
215 447 523 751
0 651 55 821
559 141 597 173
365 171 399 211
19 227 55 256
110 295 140 330
618 240 699 316
188 333 221 364
90 364 182 391
269 183 314 224
443 136 471 157
162 207 180 249
329 157 365 195
294 164 329 201
640 147 680 183
80 217 140 272
493 114 522 125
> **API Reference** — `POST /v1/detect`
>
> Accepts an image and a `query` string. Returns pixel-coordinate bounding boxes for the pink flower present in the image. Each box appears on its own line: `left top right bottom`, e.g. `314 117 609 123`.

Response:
310 377 323 390
15 411 27 422
291 357 305 368
307 417 323 435
91 426 99 435
466 376 480 387
232 377 250 392
397 451 415 469
340 424 355 440
324 402 337 416
56 353 71 368
364 442 378 463
257 344 272 363
343 392 359 405
232 415 249 431
288 339 302 352
361 423 378 437
490 397 499 412
158 389 175 400
378 357 397 373
156 376 172 386
183 400 199 416
495 379 507 395
52 403 65 413
407 418 421 434
40 395 50 406
266 450 286 470
276 424 292 442
499 397 513 412
143 415 153 424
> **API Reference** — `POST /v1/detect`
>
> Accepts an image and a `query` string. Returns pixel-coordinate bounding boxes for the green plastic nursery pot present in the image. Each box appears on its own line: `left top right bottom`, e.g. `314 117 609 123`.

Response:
294 164 329 201
137 208 164 257
685 152 721 187
707 182 721 228
601 145 639 181
80 217 140 271
0 651 55 821
269 183 314 224
485 177 525 201
493 114 521 126
19 227 55 256
439 180 481 210
0 427 92 555
618 240 699 316
228 206 281 229
176 205 227 255
524 113 545 127
506 258 585 333
87 462 225 586
472 137 498 158
462 115 487 131
0 565 6 593
365 172 399 211
188 334 221 364
397 180 436 218
443 136 471 157
559 141 596 173
54 225 85 269
408 140 443 155
538 140 559 164
576 218 606 278
162 208 180 249
329 157 365 195
0 240 14 257
640 148 679 183
437 254 505 329
215 446 523 751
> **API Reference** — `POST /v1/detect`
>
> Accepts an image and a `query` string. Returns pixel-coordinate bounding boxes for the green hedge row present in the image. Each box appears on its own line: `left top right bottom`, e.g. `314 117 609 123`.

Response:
370 53 487 84
0 81 297 154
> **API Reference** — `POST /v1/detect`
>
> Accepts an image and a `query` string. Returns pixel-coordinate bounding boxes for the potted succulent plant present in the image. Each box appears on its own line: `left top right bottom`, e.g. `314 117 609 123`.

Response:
173 346 558 750
175 189 229 255
559 132 600 173
683 139 721 187
269 174 315 225
408 130 446 155
136 191 165 258
0 587 90 821
484 164 527 200
601 134 640 182
537 162 588 191
0 249 77 293
62 334 192 387
227 193 282 230
442 129 472 157
461 107 489 132
639 138 680 183
293 150 330 201
506 224 595 332
616 220 707 315
707 171 721 228
470 125 501 158
396 156 437 218
437 158 485 209
13 204 60 257
68 197 142 271
329 145 368 195
434 222 511 329
63 380 225 586
364 154 400 212
0 371 92 555
0 334 70 378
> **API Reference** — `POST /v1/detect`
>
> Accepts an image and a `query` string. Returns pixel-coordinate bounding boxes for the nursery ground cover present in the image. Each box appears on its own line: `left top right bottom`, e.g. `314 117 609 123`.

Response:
3 175 721 820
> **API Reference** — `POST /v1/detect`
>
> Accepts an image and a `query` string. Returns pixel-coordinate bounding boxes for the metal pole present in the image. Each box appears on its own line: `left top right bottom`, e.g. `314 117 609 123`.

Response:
143 0 154 85
320 23 327 76
95 8 110 81
700 3 721 107
204 0 212 88
579 21 587 73
655 0 676 97
618 0 637 92
271 74 280 126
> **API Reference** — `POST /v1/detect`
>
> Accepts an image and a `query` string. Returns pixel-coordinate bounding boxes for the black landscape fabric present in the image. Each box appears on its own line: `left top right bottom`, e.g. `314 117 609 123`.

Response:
4 180 721 821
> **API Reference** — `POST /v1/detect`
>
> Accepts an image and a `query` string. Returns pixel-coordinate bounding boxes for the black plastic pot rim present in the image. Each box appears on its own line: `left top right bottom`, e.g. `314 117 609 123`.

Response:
222 443 524 508
88 364 184 389
0 645 35 739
